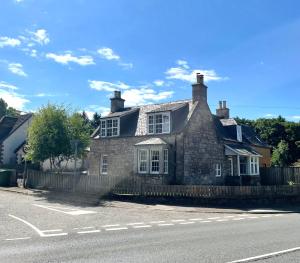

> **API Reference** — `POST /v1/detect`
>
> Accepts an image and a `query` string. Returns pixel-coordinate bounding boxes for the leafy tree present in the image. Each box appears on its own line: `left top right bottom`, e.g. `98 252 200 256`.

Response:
91 112 101 129
0 98 19 118
26 104 91 171
271 140 290 167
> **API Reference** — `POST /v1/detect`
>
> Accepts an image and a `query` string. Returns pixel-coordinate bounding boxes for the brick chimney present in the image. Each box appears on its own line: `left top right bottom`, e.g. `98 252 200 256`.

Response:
192 73 207 103
216 100 230 119
110 90 125 113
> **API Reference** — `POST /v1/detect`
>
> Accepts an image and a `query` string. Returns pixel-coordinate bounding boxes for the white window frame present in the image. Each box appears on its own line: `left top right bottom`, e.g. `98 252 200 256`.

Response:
215 163 222 177
138 149 148 174
100 118 120 137
163 149 168 174
147 112 170 135
250 156 259 175
229 157 234 176
237 125 242 142
150 149 160 174
100 155 108 175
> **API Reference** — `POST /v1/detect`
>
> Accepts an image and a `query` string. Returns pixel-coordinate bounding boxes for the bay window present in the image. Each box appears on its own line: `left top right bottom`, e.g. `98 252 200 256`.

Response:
138 150 148 173
150 150 160 174
250 156 259 175
147 112 170 134
163 149 168 174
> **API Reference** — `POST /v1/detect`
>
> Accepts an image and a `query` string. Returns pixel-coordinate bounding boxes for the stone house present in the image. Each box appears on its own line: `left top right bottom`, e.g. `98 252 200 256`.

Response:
0 113 33 165
89 74 271 185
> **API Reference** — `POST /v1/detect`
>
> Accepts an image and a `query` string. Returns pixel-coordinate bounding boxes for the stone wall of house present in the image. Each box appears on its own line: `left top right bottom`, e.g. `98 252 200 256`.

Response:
182 101 228 185
89 134 178 185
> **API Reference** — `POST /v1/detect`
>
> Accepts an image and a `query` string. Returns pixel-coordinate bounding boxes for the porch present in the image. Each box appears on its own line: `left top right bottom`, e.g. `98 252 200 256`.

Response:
225 144 262 186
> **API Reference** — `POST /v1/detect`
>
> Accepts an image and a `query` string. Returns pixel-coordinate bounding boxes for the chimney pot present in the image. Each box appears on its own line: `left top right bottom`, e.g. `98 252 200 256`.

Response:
216 100 230 119
223 100 227 109
110 90 125 113
196 73 204 84
219 101 222 109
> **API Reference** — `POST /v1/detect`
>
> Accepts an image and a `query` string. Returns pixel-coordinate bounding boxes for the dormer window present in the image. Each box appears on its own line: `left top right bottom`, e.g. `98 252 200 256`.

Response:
148 112 170 134
100 118 119 137
237 125 242 142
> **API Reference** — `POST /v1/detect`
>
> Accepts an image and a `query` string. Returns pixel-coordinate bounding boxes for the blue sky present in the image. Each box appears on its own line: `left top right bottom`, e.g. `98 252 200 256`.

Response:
0 0 299 121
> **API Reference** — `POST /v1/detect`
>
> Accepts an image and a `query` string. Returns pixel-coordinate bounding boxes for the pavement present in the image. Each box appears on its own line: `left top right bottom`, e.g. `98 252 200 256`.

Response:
1 188 300 262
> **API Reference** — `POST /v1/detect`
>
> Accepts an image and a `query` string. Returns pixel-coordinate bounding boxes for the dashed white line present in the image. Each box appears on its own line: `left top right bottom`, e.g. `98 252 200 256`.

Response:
171 219 186 222
73 226 95 230
232 218 245 221
208 217 221 220
261 215 272 218
77 230 100 234
105 227 128 231
216 219 229 222
5 237 31 241
200 220 212 223
179 221 195 225
126 222 145 226
247 216 259 219
189 218 203 221
224 215 235 218
150 221 166 224
132 225 152 229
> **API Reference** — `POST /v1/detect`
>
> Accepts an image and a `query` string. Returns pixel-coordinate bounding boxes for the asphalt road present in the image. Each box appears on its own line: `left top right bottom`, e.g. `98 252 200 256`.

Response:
0 191 300 263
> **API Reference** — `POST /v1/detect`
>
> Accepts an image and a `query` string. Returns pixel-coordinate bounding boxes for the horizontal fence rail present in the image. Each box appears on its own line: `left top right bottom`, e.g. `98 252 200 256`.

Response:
26 170 300 199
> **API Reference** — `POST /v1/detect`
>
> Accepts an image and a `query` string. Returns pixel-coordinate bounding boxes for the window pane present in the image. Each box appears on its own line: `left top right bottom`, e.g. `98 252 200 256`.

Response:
101 155 108 174
163 149 168 174
107 128 112 137
113 119 118 128
107 120 112 128
151 150 160 173
139 150 148 173
148 115 154 124
155 114 162 124
112 128 118 136
149 124 154 134
155 123 162 134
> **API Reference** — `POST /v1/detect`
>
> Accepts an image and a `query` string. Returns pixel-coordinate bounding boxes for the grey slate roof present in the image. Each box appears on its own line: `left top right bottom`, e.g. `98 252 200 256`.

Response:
0 116 18 142
0 114 33 143
104 107 139 118
135 138 167 146
225 144 262 156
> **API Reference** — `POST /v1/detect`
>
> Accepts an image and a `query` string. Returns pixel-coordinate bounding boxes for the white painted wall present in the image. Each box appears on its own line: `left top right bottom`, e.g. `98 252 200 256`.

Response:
2 116 32 165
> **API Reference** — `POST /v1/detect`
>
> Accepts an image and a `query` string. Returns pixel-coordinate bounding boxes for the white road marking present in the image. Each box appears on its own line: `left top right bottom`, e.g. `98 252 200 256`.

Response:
261 215 272 218
33 204 96 216
247 216 258 219
132 225 152 229
227 246 300 263
171 219 186 222
150 221 166 224
217 219 229 222
208 217 221 220
179 221 195 225
8 214 68 237
77 230 100 234
126 222 145 226
189 218 203 221
158 223 174 226
274 214 284 217
102 224 120 228
232 218 245 221
73 226 95 230
105 227 128 231
200 220 212 223
41 229 63 232
5 237 31 241
224 215 235 218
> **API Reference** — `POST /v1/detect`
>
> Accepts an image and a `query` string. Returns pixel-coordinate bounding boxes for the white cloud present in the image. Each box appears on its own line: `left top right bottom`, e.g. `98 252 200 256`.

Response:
291 116 300 120
8 63 27 77
15 0 24 3
97 47 120 61
0 82 29 110
29 29 50 45
123 88 173 106
264 113 276 118
0 81 18 90
165 60 226 83
85 105 110 118
0 37 21 48
89 80 129 92
153 80 165 87
46 52 95 66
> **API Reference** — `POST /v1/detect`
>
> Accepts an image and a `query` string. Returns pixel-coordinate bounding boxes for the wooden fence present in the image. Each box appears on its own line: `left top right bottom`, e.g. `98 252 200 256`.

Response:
260 167 300 185
26 170 300 199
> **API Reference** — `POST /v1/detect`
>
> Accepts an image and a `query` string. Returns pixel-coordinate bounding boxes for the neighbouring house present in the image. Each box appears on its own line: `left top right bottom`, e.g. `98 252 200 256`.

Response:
89 74 271 185
0 113 33 165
